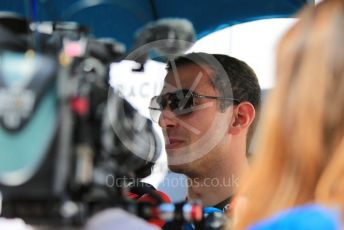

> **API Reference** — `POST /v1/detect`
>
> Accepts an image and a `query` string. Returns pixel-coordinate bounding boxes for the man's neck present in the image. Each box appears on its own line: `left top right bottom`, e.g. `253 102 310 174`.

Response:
187 154 249 207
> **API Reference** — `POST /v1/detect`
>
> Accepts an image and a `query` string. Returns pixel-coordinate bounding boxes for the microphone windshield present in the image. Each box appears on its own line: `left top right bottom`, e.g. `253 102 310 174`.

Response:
129 18 196 67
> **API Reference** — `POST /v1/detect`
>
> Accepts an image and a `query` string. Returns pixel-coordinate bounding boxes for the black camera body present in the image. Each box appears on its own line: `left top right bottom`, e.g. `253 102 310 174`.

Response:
0 15 160 227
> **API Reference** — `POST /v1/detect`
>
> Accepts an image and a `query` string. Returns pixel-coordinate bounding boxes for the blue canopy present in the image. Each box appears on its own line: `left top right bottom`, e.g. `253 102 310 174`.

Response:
1 0 311 50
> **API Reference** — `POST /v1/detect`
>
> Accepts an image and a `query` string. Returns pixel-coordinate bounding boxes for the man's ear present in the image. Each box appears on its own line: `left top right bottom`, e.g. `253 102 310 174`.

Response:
229 102 255 135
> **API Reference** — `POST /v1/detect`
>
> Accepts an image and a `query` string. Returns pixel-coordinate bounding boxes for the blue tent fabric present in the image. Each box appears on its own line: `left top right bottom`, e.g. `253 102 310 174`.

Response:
0 0 310 50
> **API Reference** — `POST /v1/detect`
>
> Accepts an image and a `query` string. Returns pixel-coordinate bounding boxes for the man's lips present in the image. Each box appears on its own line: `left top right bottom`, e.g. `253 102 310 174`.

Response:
165 138 185 149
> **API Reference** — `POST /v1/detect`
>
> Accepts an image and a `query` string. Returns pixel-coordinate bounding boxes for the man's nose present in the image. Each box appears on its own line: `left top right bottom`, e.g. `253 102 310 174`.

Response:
158 108 178 128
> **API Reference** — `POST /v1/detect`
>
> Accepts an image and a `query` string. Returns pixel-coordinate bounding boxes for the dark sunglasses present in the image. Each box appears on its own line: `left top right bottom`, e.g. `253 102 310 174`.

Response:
149 89 239 122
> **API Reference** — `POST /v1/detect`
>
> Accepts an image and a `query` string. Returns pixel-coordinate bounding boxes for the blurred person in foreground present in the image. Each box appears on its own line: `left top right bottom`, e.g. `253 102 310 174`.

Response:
232 0 344 229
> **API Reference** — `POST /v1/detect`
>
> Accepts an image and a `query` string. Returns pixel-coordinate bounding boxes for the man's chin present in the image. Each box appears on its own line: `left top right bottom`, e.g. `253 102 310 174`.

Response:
167 160 197 175
168 163 189 174
165 147 185 155
165 149 190 164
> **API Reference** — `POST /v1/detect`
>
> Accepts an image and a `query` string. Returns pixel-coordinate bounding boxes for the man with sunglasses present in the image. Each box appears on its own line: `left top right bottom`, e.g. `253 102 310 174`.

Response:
149 52 261 213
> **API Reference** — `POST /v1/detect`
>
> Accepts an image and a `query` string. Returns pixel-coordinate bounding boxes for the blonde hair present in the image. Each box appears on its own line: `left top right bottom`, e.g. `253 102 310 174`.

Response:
235 0 344 228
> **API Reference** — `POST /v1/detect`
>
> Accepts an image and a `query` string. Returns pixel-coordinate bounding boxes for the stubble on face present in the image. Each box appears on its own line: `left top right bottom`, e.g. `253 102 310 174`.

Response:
160 64 232 176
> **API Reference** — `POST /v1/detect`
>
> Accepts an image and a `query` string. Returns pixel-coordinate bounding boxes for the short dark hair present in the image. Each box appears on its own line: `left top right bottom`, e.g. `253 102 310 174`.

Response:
166 52 261 151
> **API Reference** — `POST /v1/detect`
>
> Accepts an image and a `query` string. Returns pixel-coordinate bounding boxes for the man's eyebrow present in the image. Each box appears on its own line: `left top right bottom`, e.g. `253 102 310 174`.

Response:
162 82 179 91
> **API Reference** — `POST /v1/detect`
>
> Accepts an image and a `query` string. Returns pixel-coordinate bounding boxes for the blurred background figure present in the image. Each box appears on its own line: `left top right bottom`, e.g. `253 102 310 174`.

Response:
232 0 344 229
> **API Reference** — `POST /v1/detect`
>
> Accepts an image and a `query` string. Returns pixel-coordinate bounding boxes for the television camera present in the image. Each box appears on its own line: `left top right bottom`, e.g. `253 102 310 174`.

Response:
0 14 226 229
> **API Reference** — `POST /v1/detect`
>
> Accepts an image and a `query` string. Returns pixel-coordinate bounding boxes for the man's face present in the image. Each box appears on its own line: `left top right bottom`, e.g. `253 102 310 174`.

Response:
158 64 233 174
